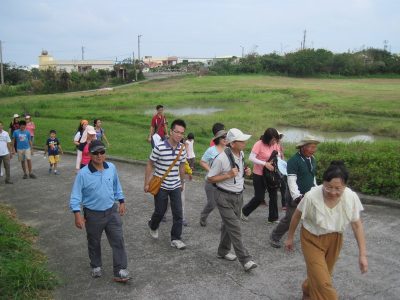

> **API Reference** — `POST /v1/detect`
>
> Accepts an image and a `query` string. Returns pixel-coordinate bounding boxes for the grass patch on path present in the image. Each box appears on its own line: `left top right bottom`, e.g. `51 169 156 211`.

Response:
0 204 58 299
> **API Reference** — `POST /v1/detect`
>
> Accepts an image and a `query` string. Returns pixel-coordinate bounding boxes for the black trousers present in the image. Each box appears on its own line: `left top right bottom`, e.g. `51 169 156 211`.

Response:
242 173 279 222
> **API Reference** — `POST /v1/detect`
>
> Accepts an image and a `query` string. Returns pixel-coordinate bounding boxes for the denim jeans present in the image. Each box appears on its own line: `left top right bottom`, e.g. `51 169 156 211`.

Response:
149 187 183 241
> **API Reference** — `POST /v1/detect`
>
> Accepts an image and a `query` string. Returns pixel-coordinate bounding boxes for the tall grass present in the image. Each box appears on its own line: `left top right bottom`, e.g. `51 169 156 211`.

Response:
0 205 59 299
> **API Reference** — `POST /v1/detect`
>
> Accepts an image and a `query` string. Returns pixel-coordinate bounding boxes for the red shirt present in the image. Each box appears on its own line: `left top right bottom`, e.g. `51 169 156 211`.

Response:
151 114 167 138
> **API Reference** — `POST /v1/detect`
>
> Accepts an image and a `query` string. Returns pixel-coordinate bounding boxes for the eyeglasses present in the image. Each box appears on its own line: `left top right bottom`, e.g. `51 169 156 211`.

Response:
91 150 106 156
323 186 345 193
172 130 185 136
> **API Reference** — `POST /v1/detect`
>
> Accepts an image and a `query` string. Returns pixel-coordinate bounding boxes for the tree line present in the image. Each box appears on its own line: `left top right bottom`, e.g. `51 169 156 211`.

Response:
210 48 400 76
0 59 144 97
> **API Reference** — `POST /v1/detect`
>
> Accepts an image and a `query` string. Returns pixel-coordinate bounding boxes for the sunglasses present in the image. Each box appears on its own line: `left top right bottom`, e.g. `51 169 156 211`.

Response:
91 150 106 155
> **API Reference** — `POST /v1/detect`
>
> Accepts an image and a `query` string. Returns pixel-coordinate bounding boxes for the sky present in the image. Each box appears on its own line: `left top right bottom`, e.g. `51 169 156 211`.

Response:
1 0 399 66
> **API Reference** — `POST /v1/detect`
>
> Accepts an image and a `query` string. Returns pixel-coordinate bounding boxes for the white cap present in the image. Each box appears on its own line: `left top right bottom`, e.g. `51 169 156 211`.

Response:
226 128 251 143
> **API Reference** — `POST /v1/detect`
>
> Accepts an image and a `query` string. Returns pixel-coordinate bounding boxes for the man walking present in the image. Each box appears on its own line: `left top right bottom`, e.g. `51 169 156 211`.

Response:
207 128 257 272
70 140 130 282
148 104 169 148
144 119 187 249
270 136 320 248
12 120 36 179
0 121 13 184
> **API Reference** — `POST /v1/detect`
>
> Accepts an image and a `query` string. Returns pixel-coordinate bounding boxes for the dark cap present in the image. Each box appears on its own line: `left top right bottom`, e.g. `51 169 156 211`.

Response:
89 140 106 153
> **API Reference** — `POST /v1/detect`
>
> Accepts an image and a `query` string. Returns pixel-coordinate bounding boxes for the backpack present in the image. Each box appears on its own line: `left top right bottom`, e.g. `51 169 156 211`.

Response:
262 150 282 189
224 147 244 185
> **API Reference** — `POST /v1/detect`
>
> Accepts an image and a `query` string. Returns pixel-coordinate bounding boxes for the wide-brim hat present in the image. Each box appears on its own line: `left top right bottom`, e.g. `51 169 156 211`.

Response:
226 128 251 143
213 130 227 141
89 140 106 153
13 114 19 118
296 135 320 149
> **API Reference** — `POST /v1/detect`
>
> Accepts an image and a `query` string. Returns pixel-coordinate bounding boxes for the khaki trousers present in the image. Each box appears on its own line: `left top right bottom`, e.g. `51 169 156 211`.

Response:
301 226 343 300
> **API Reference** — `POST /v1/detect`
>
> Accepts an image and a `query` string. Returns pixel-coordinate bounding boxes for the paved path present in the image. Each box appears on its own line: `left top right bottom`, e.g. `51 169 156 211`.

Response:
1 153 399 299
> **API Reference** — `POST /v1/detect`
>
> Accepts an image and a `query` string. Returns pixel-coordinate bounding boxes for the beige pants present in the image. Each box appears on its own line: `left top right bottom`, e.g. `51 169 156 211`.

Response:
301 226 343 300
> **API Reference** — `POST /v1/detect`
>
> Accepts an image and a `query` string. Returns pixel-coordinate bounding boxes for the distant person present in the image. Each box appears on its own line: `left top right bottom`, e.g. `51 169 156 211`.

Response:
12 120 36 179
148 105 168 148
74 120 89 172
44 130 64 175
185 132 195 171
241 128 281 223
199 129 227 227
9 113 20 152
270 135 320 248
25 115 36 146
207 128 257 272
70 140 130 282
209 122 225 147
94 119 110 147
144 119 187 250
285 161 368 300
0 121 13 184
77 125 97 170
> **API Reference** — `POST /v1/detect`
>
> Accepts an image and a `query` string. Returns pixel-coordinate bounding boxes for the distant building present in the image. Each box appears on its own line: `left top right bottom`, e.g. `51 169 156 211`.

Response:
143 56 178 68
38 50 114 73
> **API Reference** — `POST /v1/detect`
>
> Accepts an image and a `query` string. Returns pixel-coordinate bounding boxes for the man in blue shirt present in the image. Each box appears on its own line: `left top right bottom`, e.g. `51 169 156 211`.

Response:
70 140 130 282
12 120 36 179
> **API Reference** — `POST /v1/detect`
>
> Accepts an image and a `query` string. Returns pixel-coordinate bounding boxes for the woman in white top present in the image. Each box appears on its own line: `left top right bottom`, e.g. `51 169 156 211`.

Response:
285 161 368 300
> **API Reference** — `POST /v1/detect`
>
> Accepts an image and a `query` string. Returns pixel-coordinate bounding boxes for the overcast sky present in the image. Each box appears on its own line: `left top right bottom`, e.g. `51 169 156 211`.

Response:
1 0 399 66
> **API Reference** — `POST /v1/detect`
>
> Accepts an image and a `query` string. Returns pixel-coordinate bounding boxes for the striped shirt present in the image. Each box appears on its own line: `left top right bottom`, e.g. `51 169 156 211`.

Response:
150 140 187 190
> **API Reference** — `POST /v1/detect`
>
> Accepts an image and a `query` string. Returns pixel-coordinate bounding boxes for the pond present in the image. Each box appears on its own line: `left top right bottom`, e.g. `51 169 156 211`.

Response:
278 127 392 143
145 107 224 116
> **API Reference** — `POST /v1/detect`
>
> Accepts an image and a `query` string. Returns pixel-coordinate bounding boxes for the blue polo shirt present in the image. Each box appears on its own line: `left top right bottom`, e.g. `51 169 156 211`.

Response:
70 162 125 212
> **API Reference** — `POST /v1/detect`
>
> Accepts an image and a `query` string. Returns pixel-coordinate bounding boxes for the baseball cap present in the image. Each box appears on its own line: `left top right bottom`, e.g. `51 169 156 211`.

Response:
86 125 96 135
89 140 106 153
226 128 251 143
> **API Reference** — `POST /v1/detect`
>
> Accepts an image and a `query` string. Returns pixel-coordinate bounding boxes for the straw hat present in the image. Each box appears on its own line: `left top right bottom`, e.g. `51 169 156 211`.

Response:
296 135 320 149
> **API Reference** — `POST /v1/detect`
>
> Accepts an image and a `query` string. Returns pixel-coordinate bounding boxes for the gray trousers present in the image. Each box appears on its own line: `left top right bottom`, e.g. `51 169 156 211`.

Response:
0 154 11 182
271 205 296 242
84 203 127 276
215 189 252 266
200 181 217 222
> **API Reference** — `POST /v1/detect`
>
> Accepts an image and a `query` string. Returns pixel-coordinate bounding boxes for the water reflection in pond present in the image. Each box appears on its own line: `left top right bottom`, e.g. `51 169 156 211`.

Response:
278 127 391 143
145 107 223 116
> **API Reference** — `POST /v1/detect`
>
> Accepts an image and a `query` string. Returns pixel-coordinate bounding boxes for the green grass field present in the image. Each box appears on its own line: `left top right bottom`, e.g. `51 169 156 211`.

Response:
1 75 399 198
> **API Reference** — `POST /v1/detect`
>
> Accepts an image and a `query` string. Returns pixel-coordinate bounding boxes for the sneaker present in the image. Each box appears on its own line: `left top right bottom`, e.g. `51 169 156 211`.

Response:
240 211 248 222
54 170 59 175
48 168 52 174
29 173 37 179
270 238 282 248
91 267 102 278
113 269 131 283
5 180 13 184
267 220 279 224
171 239 186 250
243 260 258 272
23 174 28 179
217 253 237 261
199 219 207 227
182 219 188 227
149 227 159 239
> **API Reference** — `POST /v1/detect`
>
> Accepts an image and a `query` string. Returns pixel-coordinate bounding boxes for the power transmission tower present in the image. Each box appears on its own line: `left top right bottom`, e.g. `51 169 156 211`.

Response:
0 40 4 85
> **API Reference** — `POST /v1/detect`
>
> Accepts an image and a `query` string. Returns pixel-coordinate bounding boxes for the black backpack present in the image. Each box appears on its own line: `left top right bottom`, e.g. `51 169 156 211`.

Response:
262 150 282 189
224 147 244 185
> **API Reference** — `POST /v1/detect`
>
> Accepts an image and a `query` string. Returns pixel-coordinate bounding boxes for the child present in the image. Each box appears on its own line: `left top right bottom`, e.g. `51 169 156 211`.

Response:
45 130 63 175
185 133 195 171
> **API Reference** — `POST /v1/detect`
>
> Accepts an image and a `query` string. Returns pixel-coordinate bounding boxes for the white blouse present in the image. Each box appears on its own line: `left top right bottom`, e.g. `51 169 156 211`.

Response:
297 185 364 236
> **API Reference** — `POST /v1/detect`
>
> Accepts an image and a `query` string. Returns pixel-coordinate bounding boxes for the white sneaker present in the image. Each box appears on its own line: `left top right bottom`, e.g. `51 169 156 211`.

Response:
149 227 159 239
91 267 102 278
243 260 258 272
171 239 186 250
113 269 131 282
217 253 237 261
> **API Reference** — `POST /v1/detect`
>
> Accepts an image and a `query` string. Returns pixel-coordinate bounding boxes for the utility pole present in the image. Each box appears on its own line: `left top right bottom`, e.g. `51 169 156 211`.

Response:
302 30 307 50
133 51 137 82
240 45 244 58
0 40 4 85
383 40 389 51
81 46 85 60
138 34 142 62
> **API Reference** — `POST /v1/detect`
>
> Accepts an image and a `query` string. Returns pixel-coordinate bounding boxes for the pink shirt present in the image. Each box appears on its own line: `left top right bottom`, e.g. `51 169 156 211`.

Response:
26 122 36 137
251 140 281 176
81 143 91 165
